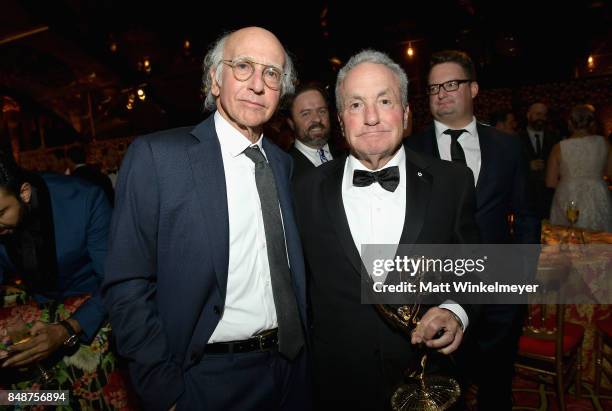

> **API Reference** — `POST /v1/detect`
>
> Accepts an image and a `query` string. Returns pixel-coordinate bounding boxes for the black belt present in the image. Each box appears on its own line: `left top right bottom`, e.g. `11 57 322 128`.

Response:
204 328 278 354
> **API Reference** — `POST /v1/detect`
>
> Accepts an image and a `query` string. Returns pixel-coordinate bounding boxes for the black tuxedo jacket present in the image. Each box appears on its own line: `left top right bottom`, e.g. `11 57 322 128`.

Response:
406 124 540 244
293 145 480 410
518 129 558 163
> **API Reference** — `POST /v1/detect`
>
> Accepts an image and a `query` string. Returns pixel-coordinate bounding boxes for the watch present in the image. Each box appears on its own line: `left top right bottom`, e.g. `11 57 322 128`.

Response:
58 320 79 347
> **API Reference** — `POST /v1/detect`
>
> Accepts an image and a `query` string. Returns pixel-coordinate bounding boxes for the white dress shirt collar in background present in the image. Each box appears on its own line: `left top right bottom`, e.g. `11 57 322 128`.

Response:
294 139 333 166
434 117 481 185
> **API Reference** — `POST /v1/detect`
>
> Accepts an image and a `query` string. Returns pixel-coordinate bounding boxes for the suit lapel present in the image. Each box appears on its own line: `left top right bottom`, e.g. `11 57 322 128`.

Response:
475 123 493 192
188 117 230 300
424 126 441 158
399 148 432 245
521 133 537 158
321 158 364 276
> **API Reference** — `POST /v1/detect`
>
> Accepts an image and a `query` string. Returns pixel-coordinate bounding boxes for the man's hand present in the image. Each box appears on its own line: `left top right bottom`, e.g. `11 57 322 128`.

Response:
2 321 68 367
530 159 545 171
411 307 463 355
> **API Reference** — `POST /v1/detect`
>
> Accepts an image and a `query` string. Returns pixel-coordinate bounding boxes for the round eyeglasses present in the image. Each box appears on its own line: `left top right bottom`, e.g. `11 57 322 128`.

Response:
221 59 284 91
426 79 471 95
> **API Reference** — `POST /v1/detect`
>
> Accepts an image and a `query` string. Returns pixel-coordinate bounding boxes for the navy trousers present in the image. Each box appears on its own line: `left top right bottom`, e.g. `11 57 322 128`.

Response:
176 349 310 411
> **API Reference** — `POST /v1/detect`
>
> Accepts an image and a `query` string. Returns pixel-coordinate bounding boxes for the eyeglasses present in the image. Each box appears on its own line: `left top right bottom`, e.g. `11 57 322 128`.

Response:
221 59 284 90
426 79 471 95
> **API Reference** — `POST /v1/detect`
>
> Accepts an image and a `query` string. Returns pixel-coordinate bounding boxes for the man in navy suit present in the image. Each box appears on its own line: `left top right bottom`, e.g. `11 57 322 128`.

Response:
406 50 540 410
103 27 309 411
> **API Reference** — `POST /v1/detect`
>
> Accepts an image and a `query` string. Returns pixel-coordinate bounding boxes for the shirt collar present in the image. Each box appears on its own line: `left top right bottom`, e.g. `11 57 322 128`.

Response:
526 127 542 139
214 111 263 157
434 117 477 141
294 139 330 154
344 146 406 192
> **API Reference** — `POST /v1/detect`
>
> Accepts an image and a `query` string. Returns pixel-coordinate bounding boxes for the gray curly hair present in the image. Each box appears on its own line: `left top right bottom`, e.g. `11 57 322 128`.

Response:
335 49 408 112
202 31 297 111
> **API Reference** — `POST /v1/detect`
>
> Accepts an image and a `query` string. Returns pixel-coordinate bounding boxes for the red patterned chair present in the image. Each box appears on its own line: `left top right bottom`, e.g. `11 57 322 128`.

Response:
515 262 584 411
595 317 612 395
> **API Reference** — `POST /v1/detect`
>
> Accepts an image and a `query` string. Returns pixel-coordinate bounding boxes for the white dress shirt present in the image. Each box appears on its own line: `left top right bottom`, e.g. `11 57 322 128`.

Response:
294 139 333 166
341 146 468 329
208 112 278 342
434 117 481 186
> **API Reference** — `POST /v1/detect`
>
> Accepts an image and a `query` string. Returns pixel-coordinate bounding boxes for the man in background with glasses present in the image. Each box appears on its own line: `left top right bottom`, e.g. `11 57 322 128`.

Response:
103 27 309 411
406 49 539 410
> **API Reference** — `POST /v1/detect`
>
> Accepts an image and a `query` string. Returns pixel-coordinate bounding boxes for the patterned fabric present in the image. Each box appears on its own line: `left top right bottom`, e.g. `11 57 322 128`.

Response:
0 289 139 410
541 222 612 390
550 135 612 232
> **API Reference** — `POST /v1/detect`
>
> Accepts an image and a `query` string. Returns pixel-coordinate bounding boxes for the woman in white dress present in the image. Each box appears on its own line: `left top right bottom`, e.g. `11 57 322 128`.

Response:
546 104 612 232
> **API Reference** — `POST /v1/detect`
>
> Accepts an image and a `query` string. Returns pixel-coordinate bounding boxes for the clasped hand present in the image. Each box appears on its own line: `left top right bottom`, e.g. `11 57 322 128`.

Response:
410 307 463 355
1 321 68 367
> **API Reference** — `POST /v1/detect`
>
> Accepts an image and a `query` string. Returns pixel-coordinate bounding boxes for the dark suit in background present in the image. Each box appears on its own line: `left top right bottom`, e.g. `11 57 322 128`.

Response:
518 129 560 220
288 141 344 180
407 123 540 409
72 164 115 206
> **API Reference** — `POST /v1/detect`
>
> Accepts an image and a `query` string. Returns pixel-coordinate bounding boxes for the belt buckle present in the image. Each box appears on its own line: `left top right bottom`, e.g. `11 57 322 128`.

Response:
256 333 266 350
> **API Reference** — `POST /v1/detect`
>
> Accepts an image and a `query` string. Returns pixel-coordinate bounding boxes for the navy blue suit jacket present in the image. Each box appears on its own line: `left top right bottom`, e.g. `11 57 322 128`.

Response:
0 173 111 341
103 115 308 411
406 123 540 244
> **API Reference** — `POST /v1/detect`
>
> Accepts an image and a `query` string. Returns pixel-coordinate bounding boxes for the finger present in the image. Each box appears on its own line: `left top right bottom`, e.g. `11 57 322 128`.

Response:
411 329 422 344
426 330 454 348
6 351 45 367
8 335 41 352
30 321 46 335
2 347 37 367
439 330 463 355
422 320 444 340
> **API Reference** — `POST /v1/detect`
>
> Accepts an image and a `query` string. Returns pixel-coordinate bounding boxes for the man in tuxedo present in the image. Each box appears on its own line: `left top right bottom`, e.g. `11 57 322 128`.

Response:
406 50 540 410
287 83 341 180
519 102 560 220
103 27 308 411
294 49 480 411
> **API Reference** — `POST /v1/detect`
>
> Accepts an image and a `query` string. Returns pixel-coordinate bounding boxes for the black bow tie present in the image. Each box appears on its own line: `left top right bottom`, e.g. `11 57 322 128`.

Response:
353 166 400 192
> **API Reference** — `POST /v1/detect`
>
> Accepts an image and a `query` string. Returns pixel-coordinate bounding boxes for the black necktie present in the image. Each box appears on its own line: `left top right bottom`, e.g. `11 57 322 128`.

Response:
444 129 467 165
243 146 304 359
534 133 542 157
353 166 400 192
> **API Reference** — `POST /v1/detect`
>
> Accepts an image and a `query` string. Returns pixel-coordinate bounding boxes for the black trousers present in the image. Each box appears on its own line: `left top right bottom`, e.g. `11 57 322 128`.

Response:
472 305 526 411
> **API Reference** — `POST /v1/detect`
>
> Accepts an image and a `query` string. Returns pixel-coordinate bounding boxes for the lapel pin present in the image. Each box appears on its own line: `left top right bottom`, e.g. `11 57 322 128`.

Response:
417 171 423 177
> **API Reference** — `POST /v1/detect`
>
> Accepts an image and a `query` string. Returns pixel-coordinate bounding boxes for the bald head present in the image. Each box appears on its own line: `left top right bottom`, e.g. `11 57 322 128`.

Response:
225 27 284 61
527 102 548 131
